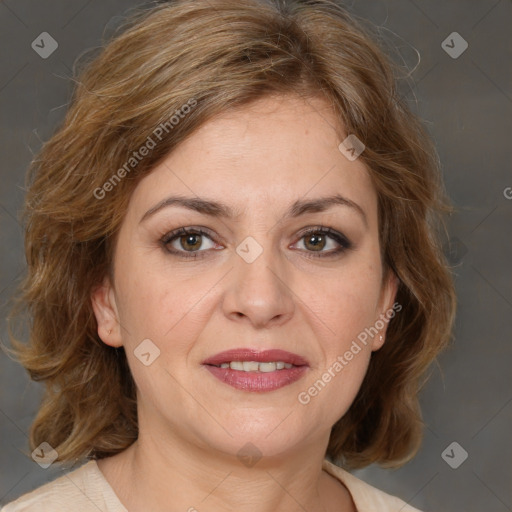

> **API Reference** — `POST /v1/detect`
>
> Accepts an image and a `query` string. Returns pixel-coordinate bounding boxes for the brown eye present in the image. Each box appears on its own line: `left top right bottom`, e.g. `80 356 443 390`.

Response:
161 227 218 258
303 232 327 252
178 233 203 251
294 226 352 258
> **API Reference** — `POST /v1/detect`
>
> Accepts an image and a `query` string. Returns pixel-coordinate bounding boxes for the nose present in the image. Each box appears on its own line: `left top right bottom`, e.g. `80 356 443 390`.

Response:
222 240 295 329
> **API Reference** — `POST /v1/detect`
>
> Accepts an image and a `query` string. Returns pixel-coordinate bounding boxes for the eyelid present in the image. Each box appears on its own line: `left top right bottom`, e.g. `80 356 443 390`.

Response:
160 226 217 245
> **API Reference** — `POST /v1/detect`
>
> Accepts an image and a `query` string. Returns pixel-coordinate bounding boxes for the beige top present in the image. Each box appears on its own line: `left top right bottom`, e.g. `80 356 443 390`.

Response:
1 459 422 511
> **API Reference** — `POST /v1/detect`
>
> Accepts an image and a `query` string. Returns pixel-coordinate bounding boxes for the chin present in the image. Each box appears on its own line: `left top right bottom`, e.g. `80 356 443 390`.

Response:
194 416 312 461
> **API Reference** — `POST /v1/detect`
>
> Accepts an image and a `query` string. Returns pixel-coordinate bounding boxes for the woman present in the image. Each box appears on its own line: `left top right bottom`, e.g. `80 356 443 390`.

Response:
3 0 456 510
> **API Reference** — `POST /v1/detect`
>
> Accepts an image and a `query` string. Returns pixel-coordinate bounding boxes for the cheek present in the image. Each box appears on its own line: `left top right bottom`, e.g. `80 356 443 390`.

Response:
298 260 381 412
317 349 372 426
113 241 180 330
314 263 383 344
297 317 374 427
114 258 217 373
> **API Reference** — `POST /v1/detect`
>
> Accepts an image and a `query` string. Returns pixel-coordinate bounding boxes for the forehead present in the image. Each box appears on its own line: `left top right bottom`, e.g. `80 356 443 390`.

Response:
126 94 377 224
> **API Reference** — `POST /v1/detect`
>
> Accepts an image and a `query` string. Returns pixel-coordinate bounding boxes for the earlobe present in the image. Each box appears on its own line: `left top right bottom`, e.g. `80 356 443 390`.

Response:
373 334 385 351
91 276 123 347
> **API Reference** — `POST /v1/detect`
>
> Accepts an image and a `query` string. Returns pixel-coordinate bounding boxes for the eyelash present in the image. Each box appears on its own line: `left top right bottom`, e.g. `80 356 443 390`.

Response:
160 225 353 260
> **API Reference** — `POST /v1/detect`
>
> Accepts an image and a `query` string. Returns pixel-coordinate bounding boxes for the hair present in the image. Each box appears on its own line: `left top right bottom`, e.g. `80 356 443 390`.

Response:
5 0 456 470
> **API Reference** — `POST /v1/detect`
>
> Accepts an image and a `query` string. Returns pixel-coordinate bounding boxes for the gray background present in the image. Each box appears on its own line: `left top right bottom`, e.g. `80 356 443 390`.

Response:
1 0 511 510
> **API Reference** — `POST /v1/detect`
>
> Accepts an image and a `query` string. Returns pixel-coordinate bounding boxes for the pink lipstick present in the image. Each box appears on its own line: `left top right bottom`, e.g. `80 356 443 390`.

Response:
202 348 309 392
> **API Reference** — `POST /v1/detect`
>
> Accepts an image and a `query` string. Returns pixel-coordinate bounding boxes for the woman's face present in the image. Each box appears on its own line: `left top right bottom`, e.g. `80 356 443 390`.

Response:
93 94 397 460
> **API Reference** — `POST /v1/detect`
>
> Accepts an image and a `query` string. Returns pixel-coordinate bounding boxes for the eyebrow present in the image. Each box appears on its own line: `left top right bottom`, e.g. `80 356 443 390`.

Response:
140 193 368 227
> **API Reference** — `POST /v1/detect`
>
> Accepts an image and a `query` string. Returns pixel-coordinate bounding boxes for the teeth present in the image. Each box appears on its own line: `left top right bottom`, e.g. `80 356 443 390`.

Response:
243 361 260 371
259 362 276 372
217 361 295 372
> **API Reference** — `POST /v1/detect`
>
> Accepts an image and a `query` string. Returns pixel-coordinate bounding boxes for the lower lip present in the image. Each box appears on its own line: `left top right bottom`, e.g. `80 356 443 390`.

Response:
204 365 308 392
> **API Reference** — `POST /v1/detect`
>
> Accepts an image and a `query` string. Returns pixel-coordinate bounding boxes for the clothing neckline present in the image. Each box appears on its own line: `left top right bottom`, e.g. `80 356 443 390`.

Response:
85 458 360 512
87 459 128 511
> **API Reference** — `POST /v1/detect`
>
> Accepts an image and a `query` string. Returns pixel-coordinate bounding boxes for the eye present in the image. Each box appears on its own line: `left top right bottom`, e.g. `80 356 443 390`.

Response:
293 226 352 258
160 225 352 260
161 227 219 259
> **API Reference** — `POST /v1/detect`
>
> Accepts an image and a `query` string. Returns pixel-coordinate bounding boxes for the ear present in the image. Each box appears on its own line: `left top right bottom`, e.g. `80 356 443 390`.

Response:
91 275 123 348
371 270 399 352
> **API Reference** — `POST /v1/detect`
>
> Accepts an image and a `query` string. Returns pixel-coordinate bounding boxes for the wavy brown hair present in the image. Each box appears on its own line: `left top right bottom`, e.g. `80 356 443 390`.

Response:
6 0 456 470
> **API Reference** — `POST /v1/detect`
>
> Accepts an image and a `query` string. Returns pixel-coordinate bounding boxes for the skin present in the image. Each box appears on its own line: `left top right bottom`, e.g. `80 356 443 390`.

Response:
92 94 398 512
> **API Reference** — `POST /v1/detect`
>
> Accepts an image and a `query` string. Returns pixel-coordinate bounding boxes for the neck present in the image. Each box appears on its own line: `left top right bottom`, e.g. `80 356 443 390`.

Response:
98 430 355 512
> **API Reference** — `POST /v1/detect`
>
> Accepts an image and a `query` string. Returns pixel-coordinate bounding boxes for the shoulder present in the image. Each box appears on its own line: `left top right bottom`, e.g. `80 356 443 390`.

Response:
1 460 126 512
322 459 423 512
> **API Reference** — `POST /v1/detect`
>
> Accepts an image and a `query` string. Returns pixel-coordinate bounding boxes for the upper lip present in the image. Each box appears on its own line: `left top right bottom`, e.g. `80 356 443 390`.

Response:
202 348 309 367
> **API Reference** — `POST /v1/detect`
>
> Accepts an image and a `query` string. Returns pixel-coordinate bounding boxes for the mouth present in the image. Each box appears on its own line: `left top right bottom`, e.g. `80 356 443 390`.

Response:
210 361 295 371
202 348 309 369
202 348 309 392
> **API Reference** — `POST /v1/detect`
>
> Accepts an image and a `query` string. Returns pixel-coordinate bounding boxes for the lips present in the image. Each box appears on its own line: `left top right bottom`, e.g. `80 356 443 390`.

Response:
202 348 309 392
202 348 309 367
